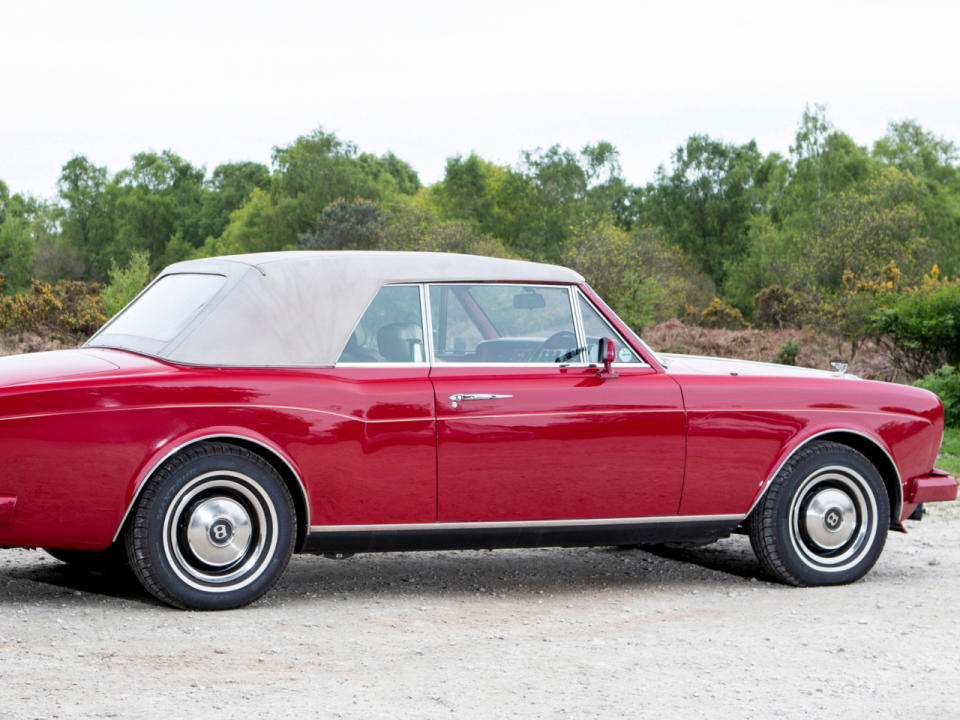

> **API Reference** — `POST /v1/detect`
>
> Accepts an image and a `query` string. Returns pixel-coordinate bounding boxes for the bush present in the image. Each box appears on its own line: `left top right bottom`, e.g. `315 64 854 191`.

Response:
102 251 151 316
753 285 808 329
0 279 106 336
868 278 960 378
699 297 749 329
915 365 960 427
774 340 800 366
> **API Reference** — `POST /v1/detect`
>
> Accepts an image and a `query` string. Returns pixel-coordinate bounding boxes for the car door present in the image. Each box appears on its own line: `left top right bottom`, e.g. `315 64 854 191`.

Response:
428 283 685 523
312 283 437 526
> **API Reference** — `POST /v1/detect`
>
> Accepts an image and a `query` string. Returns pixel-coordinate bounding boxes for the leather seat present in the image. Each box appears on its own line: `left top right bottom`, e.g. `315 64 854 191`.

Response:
376 323 423 362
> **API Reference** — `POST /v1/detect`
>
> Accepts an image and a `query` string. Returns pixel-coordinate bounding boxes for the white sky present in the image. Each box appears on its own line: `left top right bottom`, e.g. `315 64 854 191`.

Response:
2 0 959 199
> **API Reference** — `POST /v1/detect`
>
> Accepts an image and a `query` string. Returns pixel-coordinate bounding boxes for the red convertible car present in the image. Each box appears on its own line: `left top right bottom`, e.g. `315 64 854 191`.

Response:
0 252 955 609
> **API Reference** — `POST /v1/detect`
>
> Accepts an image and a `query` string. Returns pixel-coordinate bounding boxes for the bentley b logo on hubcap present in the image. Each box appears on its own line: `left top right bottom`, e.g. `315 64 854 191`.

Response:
209 519 234 546
825 509 842 531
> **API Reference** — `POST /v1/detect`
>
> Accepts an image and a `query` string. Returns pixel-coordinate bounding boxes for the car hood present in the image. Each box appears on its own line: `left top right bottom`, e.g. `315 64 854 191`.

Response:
659 353 848 379
0 348 164 388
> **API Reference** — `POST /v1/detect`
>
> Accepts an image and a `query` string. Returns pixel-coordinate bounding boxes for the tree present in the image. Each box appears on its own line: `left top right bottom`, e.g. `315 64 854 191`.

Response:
874 120 960 275
560 218 714 332
639 134 764 285
58 156 112 280
102 250 151 315
270 127 420 246
199 161 271 240
110 150 207 268
299 198 385 250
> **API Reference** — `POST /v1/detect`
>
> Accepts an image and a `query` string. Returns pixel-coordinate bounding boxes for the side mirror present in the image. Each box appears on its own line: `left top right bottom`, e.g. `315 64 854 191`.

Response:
596 337 618 379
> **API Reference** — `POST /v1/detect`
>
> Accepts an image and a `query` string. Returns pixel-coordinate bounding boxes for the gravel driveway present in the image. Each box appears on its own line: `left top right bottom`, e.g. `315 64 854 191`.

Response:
2 503 958 719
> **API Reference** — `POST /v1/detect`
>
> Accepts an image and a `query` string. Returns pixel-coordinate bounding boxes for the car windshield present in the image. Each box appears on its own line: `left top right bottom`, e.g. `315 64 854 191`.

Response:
104 273 226 342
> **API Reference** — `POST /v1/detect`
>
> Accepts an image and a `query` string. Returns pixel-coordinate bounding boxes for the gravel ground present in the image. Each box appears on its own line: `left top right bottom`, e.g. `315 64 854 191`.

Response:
2 503 959 720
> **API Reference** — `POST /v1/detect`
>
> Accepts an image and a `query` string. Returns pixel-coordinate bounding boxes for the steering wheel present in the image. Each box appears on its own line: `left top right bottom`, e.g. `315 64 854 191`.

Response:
531 330 580 363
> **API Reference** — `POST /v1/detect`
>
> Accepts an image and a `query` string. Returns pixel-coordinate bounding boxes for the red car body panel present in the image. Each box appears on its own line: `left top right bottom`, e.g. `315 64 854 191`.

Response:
430 364 685 521
676 374 944 518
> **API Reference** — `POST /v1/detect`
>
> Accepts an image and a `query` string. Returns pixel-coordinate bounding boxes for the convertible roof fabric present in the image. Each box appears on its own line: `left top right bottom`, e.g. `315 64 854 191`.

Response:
85 251 583 367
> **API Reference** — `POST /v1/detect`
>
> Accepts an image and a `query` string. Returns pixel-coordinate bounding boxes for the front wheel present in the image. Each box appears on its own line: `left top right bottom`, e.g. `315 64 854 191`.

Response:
748 441 889 586
126 443 295 610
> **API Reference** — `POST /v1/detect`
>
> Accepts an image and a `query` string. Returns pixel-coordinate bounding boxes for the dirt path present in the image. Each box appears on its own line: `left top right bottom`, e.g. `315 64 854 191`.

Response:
2 503 959 719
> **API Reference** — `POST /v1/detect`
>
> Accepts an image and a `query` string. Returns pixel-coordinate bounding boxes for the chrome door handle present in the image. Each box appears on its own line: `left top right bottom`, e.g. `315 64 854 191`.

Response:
449 393 512 408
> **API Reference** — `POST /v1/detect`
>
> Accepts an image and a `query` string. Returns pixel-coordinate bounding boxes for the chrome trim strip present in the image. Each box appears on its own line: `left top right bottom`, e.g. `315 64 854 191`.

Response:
744 428 903 522
0 403 436 425
111 433 310 544
568 285 588 364
309 513 744 533
419 282 435 365
438 408 683 421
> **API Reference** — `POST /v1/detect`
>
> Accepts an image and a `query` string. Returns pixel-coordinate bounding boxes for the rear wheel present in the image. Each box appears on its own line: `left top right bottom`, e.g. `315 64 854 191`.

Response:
126 443 295 610
748 441 889 586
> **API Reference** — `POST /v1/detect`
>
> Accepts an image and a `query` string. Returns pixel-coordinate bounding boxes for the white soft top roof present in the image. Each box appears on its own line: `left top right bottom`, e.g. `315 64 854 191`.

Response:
85 251 583 367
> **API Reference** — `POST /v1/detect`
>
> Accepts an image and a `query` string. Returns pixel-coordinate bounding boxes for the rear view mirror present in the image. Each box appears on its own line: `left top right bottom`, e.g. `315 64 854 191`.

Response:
513 291 546 310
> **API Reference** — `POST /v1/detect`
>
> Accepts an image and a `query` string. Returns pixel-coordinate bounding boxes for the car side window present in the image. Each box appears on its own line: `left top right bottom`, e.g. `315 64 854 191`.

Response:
338 285 425 363
578 294 642 363
429 284 581 363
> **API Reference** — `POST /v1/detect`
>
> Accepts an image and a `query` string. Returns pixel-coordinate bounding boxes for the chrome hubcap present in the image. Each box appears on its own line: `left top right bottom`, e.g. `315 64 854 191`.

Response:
186 497 252 567
804 488 856 550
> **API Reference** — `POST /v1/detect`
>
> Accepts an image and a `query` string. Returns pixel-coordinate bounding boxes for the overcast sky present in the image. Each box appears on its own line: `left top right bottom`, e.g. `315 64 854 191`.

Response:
2 0 959 199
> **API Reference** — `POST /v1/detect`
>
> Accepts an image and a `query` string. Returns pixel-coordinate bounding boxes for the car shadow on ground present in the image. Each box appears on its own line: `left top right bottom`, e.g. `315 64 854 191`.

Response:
4 561 151 604
1 537 773 608
266 539 773 604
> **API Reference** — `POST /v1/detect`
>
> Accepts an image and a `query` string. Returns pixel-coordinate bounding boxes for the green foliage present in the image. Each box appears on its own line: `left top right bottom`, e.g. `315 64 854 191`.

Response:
57 156 113 280
0 279 105 335
300 198 385 250
31 237 85 282
774 340 800 366
0 212 34 291
869 272 960 378
699 297 750 329
639 134 765 285
110 151 207 269
914 365 960 427
938 427 960 476
753 285 808 329
102 250 151 316
268 127 420 249
560 220 714 332
198 161 271 241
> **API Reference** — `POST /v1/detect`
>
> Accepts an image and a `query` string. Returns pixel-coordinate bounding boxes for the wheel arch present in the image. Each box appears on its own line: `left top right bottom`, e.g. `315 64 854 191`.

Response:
113 432 310 552
747 429 902 530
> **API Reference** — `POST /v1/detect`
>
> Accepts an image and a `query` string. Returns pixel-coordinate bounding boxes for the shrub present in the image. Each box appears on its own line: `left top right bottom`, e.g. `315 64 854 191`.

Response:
102 251 151 316
774 340 800 366
753 285 808 329
915 365 960 427
0 279 105 336
699 297 749 329
868 277 960 378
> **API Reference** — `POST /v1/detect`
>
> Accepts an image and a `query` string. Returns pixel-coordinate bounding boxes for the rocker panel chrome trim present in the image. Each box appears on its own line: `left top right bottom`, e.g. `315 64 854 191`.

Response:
309 513 744 534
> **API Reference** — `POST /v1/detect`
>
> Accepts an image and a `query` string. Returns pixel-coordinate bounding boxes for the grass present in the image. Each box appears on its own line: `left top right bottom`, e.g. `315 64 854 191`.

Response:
938 426 960 476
